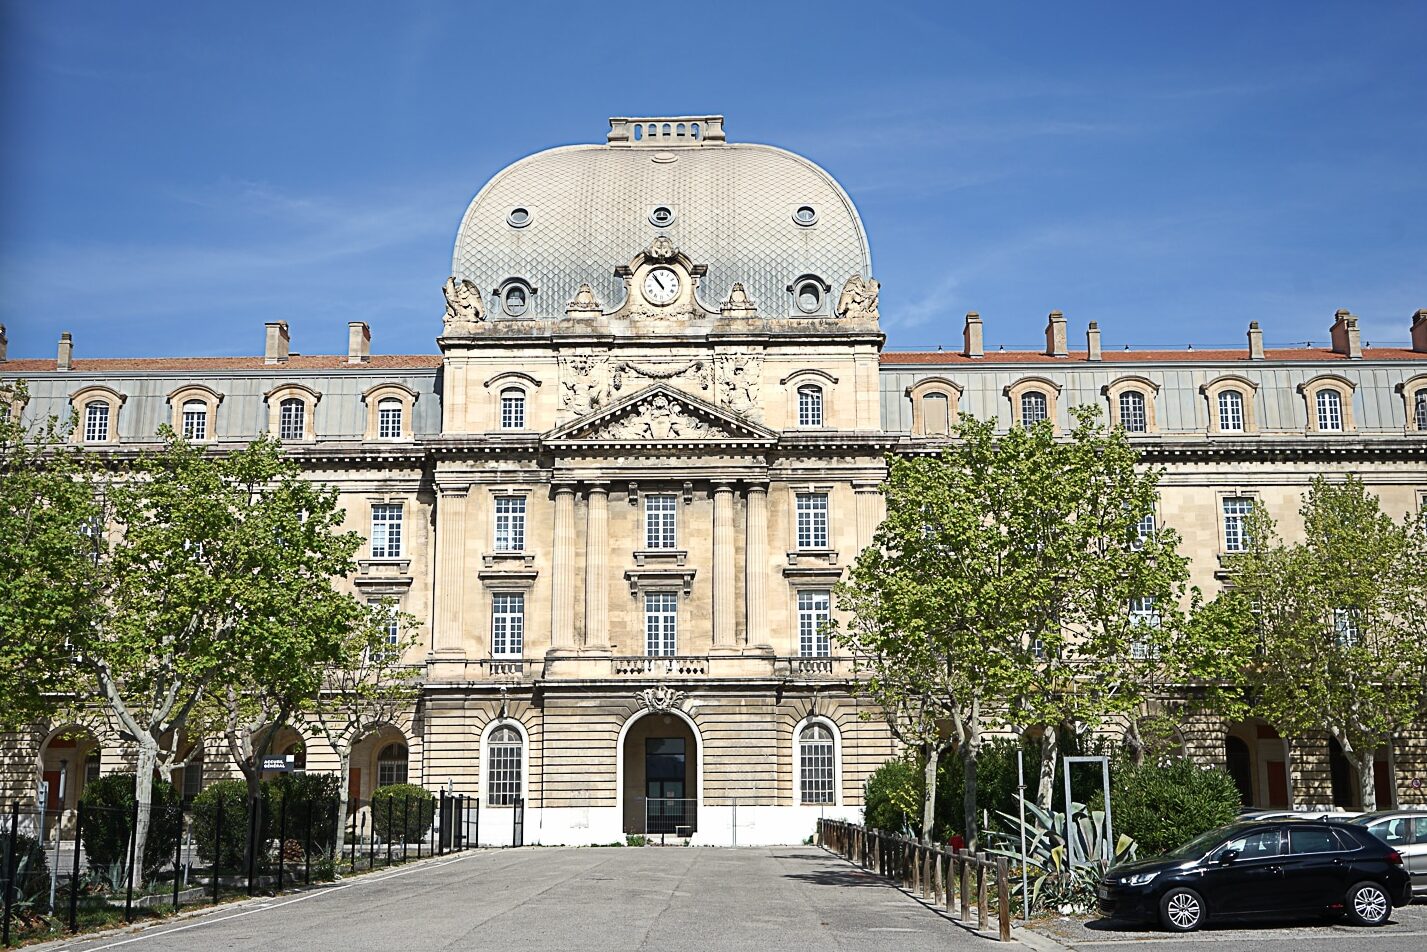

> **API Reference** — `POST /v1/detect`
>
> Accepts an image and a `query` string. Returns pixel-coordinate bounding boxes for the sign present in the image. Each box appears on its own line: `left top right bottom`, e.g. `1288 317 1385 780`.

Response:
1413 778 1422 790
260 755 292 772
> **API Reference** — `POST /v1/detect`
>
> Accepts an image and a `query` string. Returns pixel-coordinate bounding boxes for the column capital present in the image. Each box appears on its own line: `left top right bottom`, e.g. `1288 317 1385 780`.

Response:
437 482 471 498
552 483 578 496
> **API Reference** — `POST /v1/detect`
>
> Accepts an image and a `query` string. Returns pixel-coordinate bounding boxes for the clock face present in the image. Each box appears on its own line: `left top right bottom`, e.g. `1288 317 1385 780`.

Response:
642 267 680 306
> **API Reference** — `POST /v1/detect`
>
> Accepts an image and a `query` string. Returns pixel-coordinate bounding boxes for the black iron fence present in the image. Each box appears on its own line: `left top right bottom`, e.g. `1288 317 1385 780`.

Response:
1 791 477 946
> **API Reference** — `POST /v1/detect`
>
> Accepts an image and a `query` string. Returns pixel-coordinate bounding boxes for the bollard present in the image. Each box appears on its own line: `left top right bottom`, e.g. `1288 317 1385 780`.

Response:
977 852 989 932
69 801 84 931
997 855 1012 942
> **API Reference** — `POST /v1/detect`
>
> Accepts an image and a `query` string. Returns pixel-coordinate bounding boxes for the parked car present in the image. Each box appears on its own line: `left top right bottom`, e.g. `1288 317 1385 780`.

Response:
1096 819 1411 932
1350 811 1427 897
1238 808 1361 821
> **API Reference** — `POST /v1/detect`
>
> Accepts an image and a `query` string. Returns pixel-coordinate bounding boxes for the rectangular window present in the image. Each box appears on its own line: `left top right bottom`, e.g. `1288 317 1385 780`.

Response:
181 760 203 802
370 504 403 558
367 599 401 663
1129 596 1159 659
182 406 207 441
796 493 829 549
644 592 678 656
491 593 525 656
1133 511 1156 549
1316 390 1343 431
493 496 526 551
1223 496 1253 553
378 402 402 439
84 403 109 442
1218 391 1244 432
798 591 832 657
500 393 525 430
1332 608 1361 648
279 399 305 440
644 494 677 549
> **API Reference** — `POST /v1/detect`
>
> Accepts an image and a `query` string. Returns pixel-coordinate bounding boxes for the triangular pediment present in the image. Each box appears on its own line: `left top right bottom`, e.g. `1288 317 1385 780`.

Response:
546 383 778 445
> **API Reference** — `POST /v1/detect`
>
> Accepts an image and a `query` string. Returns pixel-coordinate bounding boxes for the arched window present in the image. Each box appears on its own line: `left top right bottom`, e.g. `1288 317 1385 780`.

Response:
1417 391 1427 431
181 400 208 441
1020 391 1048 425
1218 390 1245 432
501 283 530 318
376 742 407 787
84 402 110 443
487 726 523 806
279 398 305 441
1118 391 1148 433
377 398 402 439
1316 389 1343 431
797 385 823 427
798 723 836 805
500 388 526 429
922 392 950 435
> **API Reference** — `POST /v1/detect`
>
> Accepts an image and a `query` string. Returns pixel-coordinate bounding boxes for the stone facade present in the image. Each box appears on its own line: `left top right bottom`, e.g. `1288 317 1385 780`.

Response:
3 116 1426 839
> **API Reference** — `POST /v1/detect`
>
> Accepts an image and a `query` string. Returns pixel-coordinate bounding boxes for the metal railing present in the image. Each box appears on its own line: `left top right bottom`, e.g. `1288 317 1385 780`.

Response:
817 818 1013 943
633 798 697 839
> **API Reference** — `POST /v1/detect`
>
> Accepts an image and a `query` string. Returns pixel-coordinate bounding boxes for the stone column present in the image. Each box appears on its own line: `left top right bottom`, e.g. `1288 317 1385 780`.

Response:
584 484 609 650
743 484 769 649
712 483 736 649
855 482 884 555
433 486 469 656
550 485 576 652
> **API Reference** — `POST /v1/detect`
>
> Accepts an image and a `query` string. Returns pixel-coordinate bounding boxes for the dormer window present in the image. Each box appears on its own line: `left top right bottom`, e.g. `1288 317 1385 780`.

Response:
1020 391 1048 425
377 399 403 439
279 399 305 440
1219 391 1245 432
84 402 110 443
500 281 532 318
1118 391 1148 433
182 400 208 441
649 205 675 227
70 386 126 445
1298 375 1356 434
797 385 824 427
794 279 823 315
1316 389 1343 432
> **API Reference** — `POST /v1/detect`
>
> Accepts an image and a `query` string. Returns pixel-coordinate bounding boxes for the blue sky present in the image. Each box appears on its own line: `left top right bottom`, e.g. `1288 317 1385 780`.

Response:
2 1 1424 359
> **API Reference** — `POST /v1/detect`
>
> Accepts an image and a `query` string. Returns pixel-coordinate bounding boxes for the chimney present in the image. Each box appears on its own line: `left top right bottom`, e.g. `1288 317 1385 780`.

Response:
0 324 7 362
1247 321 1265 360
57 332 73 371
1086 321 1102 361
264 321 290 365
348 322 371 364
962 312 984 358
1412 309 1427 353
1045 310 1068 357
1329 309 1362 359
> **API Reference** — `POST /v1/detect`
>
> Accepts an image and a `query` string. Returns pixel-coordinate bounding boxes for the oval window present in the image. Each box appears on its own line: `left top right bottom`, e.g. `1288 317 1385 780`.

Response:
507 207 531 228
793 205 818 226
795 280 823 314
649 205 675 227
503 284 529 317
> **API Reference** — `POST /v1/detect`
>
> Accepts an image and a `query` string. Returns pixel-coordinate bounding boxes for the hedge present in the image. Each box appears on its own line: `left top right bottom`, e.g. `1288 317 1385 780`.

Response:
190 780 271 870
268 772 341 853
77 773 181 877
1090 758 1242 856
370 784 435 843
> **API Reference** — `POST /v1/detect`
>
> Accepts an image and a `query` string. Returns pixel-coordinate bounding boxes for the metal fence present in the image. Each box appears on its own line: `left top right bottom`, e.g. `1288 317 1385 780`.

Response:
0 791 478 946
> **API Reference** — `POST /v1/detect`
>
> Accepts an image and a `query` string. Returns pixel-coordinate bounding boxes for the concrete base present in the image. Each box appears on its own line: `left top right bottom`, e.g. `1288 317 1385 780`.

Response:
476 804 863 848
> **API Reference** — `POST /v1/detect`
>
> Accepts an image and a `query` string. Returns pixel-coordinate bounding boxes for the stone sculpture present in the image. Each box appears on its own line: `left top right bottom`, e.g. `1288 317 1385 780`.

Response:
442 276 485 326
835 274 880 320
565 282 602 317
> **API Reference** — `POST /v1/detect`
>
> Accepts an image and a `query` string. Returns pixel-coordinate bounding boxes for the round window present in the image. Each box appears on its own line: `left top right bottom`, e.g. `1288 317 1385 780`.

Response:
795 280 823 314
507 207 531 228
649 206 675 227
502 284 529 317
793 205 818 226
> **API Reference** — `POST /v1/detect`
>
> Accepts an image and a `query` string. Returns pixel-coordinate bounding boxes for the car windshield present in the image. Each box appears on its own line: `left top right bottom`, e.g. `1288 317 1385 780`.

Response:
1163 827 1232 860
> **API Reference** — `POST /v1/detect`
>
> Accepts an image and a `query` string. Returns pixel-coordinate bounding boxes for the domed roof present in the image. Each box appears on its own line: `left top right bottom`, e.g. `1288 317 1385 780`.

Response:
451 116 872 319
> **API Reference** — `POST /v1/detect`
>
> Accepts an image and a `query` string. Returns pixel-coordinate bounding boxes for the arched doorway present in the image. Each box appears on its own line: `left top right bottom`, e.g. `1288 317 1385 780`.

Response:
38 726 102 837
619 709 700 838
1328 738 1394 809
1224 720 1288 808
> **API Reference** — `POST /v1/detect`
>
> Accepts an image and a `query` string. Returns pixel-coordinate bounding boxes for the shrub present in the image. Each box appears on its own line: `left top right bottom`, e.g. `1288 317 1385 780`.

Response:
863 758 921 834
369 784 434 843
268 772 341 854
190 779 271 870
78 773 181 877
1090 758 1242 856
3 832 52 911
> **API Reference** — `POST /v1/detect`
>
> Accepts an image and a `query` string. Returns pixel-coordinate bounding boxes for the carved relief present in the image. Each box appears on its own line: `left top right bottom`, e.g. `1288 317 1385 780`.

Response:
636 685 687 713
835 274 880 320
442 276 485 328
558 354 611 415
610 359 712 397
604 394 708 440
717 353 762 418
565 282 603 318
720 282 757 318
646 235 676 262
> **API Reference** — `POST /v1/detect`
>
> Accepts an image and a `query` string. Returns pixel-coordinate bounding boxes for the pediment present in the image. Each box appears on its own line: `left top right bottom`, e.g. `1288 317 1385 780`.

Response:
547 383 778 446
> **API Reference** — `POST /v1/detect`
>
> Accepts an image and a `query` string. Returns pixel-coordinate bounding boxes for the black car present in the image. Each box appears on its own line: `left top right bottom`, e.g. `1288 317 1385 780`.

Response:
1096 819 1411 932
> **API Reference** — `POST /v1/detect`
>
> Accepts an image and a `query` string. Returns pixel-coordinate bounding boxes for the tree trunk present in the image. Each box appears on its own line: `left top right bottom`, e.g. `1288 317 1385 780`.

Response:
1125 718 1146 767
334 744 352 844
1036 728 1059 812
1282 736 1298 811
1356 750 1377 812
963 730 980 850
130 743 158 892
920 743 939 844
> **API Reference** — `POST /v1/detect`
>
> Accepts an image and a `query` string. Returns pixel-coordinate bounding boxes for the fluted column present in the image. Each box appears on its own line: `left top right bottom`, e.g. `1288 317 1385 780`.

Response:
584 484 609 649
854 481 884 554
712 483 736 648
433 486 469 655
744 483 769 648
550 485 576 651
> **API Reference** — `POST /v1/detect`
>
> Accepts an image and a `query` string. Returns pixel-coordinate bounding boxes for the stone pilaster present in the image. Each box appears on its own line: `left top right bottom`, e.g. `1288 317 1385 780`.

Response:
854 482 884 556
433 486 469 656
712 483 736 649
551 485 576 651
584 484 609 650
744 484 769 649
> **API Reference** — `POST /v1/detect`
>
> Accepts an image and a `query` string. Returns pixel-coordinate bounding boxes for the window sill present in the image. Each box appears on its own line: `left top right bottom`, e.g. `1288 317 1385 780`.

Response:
633 548 687 567
483 551 536 568
786 548 838 566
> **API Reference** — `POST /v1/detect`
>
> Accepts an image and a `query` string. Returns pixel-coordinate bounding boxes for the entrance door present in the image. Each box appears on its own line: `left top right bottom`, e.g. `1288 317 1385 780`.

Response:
645 738 687 833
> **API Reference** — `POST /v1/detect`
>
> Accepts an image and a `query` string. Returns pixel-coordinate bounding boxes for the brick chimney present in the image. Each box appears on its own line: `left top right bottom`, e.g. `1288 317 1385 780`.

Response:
962 312 984 358
1086 321 1102 361
0 324 7 362
1329 309 1362 359
348 322 371 364
1412 309 1427 354
1247 321 1265 360
1045 310 1068 357
264 321 290 365
57 332 73 371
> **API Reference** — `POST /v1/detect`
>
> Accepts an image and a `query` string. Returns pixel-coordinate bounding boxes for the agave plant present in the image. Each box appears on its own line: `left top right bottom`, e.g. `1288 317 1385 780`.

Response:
986 801 1137 915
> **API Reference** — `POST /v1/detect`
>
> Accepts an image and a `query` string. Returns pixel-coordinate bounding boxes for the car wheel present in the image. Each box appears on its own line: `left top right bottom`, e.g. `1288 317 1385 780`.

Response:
1159 887 1205 932
1346 881 1392 926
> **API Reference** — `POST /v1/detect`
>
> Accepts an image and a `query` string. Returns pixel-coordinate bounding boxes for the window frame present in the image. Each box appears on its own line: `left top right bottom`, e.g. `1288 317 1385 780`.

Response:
499 388 527 430
69 385 126 445
644 591 679 657
905 377 963 436
483 722 526 807
797 385 824 427
643 493 678 550
84 401 110 443
797 590 832 658
361 383 417 442
1221 495 1256 554
493 495 527 552
1298 375 1357 434
1201 376 1259 435
1103 377 1160 434
491 592 525 657
1395 375 1427 433
167 385 221 443
265 384 320 442
376 742 408 788
1005 377 1062 432
795 492 830 550
793 717 841 806
370 502 404 559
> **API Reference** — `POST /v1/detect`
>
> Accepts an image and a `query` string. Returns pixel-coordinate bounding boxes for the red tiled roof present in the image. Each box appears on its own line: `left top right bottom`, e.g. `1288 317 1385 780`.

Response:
879 348 1426 365
0 354 444 373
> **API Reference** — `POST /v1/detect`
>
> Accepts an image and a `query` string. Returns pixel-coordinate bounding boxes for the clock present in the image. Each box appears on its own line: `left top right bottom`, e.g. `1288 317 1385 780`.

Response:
642 267 680 306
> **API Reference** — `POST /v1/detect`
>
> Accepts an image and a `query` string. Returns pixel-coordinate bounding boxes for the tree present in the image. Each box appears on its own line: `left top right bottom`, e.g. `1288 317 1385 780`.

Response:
1226 476 1427 810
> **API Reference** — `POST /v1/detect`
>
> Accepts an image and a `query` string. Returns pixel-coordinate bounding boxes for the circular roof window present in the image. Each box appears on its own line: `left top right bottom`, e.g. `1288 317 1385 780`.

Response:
793 205 818 227
507 207 531 228
649 206 675 228
795 279 823 314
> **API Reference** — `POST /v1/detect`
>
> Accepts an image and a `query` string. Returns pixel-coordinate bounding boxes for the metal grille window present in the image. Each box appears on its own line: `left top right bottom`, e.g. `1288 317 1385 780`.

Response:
644 494 677 549
644 592 678 656
279 398 305 440
798 590 831 657
370 504 403 558
377 399 403 439
796 493 829 549
1316 389 1343 431
799 724 835 805
182 401 208 441
1218 390 1245 432
500 389 525 429
1223 497 1254 553
1020 391 1048 425
1119 391 1148 433
84 402 109 442
1416 391 1427 431
377 743 408 787
491 593 525 656
493 496 526 551
797 385 824 427
487 727 522 805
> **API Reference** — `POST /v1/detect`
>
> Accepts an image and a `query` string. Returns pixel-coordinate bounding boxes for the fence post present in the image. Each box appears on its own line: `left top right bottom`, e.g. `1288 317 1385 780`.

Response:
400 797 409 863
385 798 394 866
996 855 1011 942
977 851 989 932
124 797 138 922
367 812 376 870
944 852 954 913
69 801 84 932
959 849 971 922
278 795 288 892
304 799 312 886
213 799 223 905
3 801 19 947
246 795 259 897
348 806 357 872
436 792 446 856
173 805 183 912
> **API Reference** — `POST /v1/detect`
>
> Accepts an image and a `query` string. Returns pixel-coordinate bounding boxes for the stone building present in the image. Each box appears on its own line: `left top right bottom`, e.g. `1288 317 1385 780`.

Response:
2 115 1426 842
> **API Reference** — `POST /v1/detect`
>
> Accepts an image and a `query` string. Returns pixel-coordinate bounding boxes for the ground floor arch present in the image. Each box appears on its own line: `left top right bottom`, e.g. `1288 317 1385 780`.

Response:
1224 720 1289 808
617 707 702 838
37 725 102 835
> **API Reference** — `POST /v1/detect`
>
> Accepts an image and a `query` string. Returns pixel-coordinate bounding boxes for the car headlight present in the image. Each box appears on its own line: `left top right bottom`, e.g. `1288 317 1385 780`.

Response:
1120 871 1159 886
